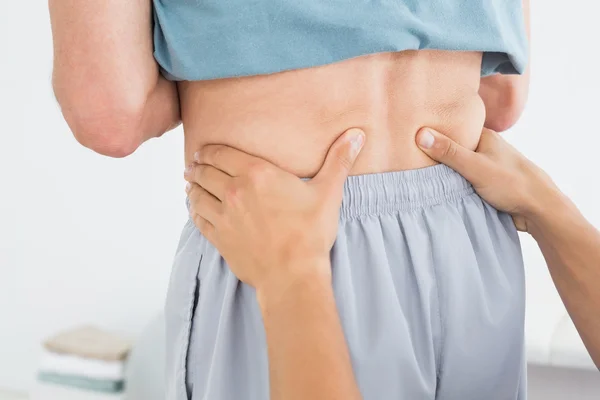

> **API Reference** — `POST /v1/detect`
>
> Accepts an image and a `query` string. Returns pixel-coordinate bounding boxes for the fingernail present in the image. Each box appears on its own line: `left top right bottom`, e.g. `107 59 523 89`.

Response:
418 130 435 149
184 165 192 176
185 182 191 193
193 152 200 162
349 130 365 158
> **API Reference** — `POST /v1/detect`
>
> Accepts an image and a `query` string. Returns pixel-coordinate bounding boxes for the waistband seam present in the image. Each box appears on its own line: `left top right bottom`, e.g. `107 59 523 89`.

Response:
339 185 475 220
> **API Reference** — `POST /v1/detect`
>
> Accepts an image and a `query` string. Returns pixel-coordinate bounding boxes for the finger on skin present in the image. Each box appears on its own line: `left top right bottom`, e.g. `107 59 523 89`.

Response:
194 145 264 177
185 163 232 201
416 127 487 185
186 182 223 225
312 128 365 190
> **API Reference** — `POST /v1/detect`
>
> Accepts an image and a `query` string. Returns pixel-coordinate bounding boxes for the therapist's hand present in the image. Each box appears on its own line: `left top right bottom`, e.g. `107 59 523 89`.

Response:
416 127 560 232
184 128 365 292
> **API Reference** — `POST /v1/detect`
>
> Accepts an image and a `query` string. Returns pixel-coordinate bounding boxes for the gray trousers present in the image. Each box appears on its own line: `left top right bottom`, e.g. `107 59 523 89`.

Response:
165 164 527 400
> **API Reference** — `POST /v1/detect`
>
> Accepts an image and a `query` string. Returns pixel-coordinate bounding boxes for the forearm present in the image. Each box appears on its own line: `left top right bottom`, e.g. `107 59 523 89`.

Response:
139 75 180 142
49 0 179 155
257 263 361 400
527 193 600 369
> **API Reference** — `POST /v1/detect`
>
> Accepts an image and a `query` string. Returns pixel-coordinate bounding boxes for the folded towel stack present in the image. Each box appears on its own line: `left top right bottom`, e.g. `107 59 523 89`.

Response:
35 326 131 397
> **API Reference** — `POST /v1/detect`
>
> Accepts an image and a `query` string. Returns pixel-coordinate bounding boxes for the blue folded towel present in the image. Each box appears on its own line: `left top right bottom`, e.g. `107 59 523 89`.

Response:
37 372 124 393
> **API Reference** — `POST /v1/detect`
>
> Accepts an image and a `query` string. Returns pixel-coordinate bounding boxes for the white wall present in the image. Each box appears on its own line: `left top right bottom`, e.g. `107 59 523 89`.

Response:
1 0 599 395
0 3 187 391
511 0 600 369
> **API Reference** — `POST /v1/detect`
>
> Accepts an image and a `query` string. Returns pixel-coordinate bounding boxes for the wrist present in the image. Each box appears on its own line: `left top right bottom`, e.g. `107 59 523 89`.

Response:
518 168 566 232
256 257 332 313
524 188 575 236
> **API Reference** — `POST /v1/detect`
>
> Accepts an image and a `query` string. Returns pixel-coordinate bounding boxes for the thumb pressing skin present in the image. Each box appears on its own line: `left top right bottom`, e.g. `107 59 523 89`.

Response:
313 128 365 190
415 127 478 178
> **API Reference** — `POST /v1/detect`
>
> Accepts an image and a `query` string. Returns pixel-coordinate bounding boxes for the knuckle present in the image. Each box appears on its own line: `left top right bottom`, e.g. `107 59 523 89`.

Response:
442 141 458 159
335 152 353 171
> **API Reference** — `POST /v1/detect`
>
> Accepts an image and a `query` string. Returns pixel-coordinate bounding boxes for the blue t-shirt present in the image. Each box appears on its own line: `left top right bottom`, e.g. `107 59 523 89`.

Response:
153 0 528 81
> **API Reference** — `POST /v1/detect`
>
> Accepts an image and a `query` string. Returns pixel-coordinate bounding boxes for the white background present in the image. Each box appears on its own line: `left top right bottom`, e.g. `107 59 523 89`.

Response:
1 0 599 397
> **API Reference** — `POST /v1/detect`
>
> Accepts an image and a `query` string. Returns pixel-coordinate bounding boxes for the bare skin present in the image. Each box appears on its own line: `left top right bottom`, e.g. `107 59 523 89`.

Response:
179 1 531 176
49 2 530 163
180 50 486 176
180 0 530 175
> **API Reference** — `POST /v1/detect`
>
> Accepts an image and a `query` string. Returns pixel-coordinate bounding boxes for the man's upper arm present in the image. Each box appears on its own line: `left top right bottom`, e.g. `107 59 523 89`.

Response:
49 0 179 157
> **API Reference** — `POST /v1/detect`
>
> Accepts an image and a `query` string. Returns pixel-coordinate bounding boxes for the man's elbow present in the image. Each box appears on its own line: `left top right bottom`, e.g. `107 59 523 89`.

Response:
485 104 525 132
53 78 148 157
482 77 529 132
70 114 143 158
57 94 145 158
74 128 141 158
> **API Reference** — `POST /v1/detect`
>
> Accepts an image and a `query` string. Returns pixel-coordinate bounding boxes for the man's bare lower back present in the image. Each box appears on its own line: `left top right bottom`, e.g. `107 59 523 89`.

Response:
179 50 486 176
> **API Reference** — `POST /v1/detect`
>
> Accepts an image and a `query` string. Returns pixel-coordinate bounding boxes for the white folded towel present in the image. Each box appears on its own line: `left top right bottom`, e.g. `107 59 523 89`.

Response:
39 349 126 381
